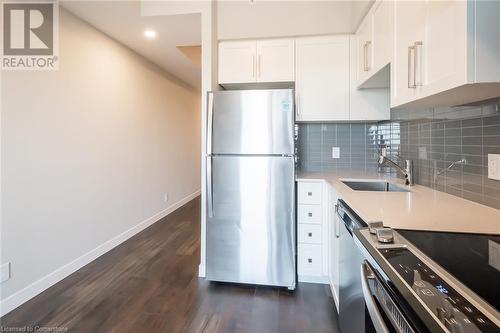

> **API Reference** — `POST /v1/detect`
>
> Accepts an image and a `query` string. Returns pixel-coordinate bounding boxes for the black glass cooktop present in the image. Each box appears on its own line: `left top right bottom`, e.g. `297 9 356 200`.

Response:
396 230 500 312
381 247 498 333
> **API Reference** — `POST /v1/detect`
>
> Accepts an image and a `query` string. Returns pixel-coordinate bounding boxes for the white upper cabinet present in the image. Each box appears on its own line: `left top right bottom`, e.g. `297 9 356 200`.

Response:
295 36 350 122
392 0 500 108
392 0 426 107
356 15 373 85
350 36 390 121
421 1 467 98
256 39 295 83
356 0 394 89
218 41 257 84
218 39 294 85
372 0 393 72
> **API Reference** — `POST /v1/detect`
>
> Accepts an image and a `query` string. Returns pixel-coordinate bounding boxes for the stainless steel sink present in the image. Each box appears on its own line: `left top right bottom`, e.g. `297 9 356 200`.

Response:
341 180 410 192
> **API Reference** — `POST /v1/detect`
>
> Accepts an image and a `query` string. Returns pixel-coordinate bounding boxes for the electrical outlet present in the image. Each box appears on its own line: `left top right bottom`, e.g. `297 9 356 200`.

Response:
488 154 500 180
332 147 340 159
164 193 169 203
1 262 11 283
418 147 427 160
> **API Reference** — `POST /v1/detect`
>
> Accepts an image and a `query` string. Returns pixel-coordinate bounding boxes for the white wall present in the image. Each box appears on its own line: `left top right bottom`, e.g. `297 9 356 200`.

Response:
217 0 374 40
141 0 219 278
0 8 200 312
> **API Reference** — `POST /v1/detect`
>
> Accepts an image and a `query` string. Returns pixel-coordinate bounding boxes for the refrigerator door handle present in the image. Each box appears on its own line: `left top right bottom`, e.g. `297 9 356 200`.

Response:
206 156 214 218
207 92 214 155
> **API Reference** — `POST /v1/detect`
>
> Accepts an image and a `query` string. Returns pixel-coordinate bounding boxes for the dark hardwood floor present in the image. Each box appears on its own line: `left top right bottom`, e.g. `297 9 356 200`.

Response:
1 197 340 333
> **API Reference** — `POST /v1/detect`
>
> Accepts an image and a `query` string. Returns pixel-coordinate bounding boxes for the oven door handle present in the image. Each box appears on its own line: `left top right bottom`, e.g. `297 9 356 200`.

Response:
361 261 390 333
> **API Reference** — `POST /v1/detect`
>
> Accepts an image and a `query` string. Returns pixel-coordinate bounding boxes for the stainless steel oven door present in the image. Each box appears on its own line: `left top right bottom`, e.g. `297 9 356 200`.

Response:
361 260 416 333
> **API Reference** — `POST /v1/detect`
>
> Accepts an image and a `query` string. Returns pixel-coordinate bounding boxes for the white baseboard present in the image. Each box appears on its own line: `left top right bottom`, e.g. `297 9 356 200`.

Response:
0 190 200 317
198 263 206 278
330 283 339 313
297 275 329 284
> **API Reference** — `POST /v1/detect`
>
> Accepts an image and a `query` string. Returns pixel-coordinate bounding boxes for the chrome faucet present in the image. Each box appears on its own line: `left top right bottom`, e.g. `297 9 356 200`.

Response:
433 158 467 184
378 155 414 186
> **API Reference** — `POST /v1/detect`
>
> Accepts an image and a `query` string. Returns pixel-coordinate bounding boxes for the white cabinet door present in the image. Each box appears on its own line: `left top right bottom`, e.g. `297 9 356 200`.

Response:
218 41 256 84
329 190 340 309
372 0 393 71
356 15 373 84
422 0 467 97
295 36 350 122
392 0 426 107
256 39 295 83
350 36 390 121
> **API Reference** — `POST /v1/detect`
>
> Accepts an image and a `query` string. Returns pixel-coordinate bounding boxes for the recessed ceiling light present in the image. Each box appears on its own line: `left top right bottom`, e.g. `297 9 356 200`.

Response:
144 30 156 39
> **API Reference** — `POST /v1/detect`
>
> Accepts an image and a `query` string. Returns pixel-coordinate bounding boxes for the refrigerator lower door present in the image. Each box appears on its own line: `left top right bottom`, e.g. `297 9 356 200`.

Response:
206 155 295 289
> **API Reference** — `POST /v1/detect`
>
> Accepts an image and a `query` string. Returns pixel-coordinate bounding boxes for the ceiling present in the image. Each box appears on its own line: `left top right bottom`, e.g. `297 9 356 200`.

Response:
62 1 373 92
62 1 202 90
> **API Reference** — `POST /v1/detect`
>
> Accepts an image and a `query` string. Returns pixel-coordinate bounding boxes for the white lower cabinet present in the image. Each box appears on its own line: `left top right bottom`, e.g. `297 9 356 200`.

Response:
297 180 341 309
328 187 341 311
298 244 323 276
298 224 322 244
295 36 350 122
297 181 329 284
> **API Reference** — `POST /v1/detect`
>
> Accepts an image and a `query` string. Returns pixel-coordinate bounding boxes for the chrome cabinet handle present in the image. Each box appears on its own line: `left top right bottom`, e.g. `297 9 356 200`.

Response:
258 54 262 78
361 262 390 333
296 94 300 118
414 41 423 87
252 55 256 79
206 92 214 217
334 204 340 238
407 45 416 88
366 41 371 71
207 92 214 154
363 42 368 71
207 156 214 218
363 41 372 71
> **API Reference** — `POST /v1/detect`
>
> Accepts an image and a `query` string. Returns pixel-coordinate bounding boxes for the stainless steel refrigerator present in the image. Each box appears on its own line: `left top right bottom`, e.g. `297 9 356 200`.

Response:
205 89 296 290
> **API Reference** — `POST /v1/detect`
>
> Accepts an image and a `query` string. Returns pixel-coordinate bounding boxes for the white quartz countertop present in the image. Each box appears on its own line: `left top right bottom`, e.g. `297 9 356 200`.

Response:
296 171 500 235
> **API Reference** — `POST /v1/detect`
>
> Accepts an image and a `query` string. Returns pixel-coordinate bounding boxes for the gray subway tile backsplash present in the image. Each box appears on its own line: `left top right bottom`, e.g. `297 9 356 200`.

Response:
296 101 500 210
297 123 381 173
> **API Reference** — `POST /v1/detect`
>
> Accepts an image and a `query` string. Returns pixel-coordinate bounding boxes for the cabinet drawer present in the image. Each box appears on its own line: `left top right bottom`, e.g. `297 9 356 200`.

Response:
298 244 322 276
297 204 322 224
298 224 322 244
298 182 323 204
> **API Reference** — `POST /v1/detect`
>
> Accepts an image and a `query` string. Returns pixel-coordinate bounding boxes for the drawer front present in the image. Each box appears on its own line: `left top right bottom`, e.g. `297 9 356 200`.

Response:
297 204 322 224
298 244 322 276
298 224 322 244
298 182 322 204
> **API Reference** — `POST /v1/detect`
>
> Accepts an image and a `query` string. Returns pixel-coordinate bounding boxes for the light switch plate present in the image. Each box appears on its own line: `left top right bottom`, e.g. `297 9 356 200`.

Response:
332 147 340 159
1 262 10 283
488 154 500 180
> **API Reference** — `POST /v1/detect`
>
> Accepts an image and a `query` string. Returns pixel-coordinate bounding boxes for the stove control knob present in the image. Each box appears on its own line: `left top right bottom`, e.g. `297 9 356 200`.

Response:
376 228 394 243
368 221 384 234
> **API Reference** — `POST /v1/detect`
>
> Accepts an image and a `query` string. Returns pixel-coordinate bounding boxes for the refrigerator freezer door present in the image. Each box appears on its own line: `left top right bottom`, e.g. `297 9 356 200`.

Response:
206 155 295 288
210 89 294 155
